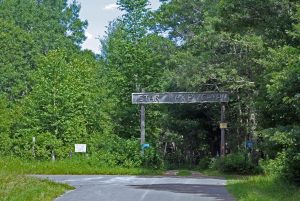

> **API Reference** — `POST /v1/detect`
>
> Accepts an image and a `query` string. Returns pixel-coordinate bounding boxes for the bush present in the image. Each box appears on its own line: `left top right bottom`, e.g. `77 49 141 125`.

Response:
142 147 164 169
258 126 300 181
93 134 164 169
261 152 287 176
211 152 260 174
198 156 211 170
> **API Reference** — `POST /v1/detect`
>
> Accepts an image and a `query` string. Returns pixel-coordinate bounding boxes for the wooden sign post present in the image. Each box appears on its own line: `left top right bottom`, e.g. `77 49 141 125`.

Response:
220 103 226 157
140 104 145 154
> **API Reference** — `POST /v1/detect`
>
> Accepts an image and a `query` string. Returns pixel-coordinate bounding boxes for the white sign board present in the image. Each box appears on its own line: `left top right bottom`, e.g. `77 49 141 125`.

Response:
75 144 87 153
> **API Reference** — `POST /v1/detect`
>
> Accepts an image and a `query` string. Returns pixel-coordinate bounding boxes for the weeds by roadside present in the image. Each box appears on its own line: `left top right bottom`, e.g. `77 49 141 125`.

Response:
227 175 300 201
0 156 163 175
0 172 73 201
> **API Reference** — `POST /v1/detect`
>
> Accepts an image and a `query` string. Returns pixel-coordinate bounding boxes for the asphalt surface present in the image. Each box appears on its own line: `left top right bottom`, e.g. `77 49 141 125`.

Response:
36 175 235 201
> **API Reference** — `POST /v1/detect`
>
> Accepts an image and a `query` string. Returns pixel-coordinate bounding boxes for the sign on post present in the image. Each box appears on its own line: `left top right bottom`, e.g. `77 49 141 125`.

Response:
132 92 229 104
220 123 228 129
75 144 87 153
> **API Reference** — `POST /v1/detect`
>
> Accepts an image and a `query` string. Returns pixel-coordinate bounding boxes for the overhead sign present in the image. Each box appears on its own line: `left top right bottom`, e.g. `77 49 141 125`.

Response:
132 92 229 104
75 144 87 153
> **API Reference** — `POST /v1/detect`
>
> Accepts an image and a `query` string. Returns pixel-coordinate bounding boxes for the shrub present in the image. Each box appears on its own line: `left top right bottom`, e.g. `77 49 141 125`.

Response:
93 134 164 169
211 152 260 174
198 156 211 170
258 126 300 181
261 152 286 176
142 147 164 169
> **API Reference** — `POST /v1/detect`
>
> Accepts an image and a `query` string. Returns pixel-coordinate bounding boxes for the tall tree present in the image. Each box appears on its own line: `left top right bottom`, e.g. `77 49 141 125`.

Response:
13 50 112 159
101 1 175 139
0 0 87 101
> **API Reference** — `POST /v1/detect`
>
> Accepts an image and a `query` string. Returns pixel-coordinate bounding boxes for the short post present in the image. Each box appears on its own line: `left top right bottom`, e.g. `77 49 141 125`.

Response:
220 103 226 157
51 150 56 161
32 137 36 158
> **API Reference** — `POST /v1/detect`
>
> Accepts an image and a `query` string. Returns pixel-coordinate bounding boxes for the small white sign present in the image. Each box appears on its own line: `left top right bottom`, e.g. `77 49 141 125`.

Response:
75 144 87 153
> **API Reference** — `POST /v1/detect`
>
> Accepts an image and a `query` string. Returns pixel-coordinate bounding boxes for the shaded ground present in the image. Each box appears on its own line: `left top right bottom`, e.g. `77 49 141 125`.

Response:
131 184 234 201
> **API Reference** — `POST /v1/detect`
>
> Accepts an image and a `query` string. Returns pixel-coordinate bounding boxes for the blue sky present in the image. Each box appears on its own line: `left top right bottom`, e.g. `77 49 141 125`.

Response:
73 0 161 53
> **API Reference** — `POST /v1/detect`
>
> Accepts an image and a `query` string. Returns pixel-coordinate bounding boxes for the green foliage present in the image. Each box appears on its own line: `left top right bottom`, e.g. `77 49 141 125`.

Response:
211 153 260 174
1 0 300 175
258 46 300 126
117 0 150 40
10 50 113 159
258 126 300 181
0 0 91 160
0 156 162 175
0 0 87 101
95 134 143 168
0 157 73 201
92 134 163 169
261 153 287 177
197 156 211 170
0 96 14 154
101 8 175 139
154 0 205 42
0 0 87 49
0 20 34 100
0 173 73 201
153 0 300 174
216 0 297 44
227 176 300 201
177 170 192 176
142 146 164 169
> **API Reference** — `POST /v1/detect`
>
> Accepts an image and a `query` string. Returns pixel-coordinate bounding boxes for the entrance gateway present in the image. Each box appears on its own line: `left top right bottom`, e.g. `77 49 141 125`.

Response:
132 92 229 157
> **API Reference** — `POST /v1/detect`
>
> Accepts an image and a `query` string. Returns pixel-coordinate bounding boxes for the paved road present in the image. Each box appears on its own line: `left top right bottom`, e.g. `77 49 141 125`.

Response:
36 175 235 201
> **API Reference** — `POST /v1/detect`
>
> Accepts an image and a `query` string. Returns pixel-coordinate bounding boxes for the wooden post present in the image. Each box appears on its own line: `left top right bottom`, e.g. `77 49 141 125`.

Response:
32 137 36 158
140 89 146 155
141 104 145 145
220 103 226 157
141 104 145 155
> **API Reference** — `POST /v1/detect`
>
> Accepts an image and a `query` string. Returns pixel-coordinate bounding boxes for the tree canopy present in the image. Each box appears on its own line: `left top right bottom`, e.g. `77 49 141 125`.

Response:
0 0 300 180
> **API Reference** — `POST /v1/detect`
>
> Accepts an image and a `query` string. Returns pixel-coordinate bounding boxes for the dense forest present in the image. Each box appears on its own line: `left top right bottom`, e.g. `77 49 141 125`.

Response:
0 0 299 181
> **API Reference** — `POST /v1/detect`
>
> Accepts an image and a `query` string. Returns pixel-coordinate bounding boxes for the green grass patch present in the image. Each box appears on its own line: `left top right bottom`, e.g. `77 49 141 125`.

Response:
201 169 248 180
227 175 300 201
201 169 300 201
0 156 162 175
177 170 192 176
0 172 73 201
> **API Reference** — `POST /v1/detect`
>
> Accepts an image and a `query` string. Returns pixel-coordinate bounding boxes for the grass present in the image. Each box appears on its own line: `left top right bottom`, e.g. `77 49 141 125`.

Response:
0 172 73 201
227 175 300 201
176 170 192 176
201 169 300 201
0 157 75 201
0 156 163 175
201 169 248 180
